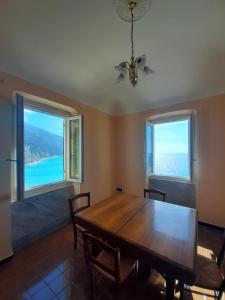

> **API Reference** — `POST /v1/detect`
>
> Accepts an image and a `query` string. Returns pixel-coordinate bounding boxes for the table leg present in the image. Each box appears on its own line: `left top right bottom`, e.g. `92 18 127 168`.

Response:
166 277 175 300
138 262 151 277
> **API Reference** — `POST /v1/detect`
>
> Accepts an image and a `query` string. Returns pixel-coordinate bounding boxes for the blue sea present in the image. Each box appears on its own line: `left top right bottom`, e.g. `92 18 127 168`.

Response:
148 153 189 179
25 156 64 190
25 153 189 190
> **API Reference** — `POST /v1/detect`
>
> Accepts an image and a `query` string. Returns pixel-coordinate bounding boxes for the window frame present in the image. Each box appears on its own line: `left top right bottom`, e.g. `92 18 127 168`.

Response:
65 115 84 183
11 93 83 201
145 111 193 184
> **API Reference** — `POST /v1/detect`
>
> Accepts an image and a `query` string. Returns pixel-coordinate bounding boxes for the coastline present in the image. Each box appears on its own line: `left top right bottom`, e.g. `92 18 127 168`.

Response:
25 155 61 166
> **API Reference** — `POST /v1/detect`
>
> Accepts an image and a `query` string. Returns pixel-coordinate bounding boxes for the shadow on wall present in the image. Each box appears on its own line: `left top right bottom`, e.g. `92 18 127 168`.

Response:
149 178 196 209
11 186 74 251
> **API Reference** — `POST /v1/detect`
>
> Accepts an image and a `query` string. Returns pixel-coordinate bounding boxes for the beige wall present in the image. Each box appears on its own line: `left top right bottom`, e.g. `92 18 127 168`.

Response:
0 70 224 227
0 70 116 204
115 95 225 227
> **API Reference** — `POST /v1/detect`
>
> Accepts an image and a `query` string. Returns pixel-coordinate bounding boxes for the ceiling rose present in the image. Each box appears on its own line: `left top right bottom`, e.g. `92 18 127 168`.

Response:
114 0 152 22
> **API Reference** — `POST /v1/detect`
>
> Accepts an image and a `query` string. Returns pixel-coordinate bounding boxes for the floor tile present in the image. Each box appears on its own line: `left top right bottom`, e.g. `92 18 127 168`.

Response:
31 286 55 300
48 274 69 295
43 267 62 284
57 260 72 273
0 224 223 300
27 279 46 296
20 291 33 300
57 284 87 300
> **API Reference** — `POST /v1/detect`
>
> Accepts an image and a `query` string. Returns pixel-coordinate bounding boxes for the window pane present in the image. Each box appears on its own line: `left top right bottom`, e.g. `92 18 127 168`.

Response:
146 122 153 175
69 118 80 179
153 119 190 179
24 109 64 190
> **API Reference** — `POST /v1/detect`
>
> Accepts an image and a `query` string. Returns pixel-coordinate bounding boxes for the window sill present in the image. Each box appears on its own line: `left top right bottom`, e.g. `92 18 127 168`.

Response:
149 175 193 184
24 181 74 199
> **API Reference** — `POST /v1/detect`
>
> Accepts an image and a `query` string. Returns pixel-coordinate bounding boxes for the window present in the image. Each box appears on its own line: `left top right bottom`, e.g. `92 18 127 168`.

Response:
146 113 192 181
14 94 83 199
24 109 65 190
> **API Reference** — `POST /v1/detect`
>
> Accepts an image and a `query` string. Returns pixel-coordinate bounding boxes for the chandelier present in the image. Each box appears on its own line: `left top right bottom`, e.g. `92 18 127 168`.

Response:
114 0 154 87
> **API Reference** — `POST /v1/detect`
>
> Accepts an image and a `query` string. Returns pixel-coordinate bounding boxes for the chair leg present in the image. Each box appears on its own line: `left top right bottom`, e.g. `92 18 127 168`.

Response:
89 269 94 300
178 282 184 300
114 285 121 300
82 233 88 265
134 262 139 294
217 290 224 300
73 227 77 249
166 277 175 300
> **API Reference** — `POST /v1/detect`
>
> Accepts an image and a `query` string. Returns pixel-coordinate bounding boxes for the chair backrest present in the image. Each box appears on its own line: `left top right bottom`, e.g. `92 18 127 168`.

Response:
217 231 225 290
69 192 90 219
83 232 121 284
217 230 225 267
144 188 166 202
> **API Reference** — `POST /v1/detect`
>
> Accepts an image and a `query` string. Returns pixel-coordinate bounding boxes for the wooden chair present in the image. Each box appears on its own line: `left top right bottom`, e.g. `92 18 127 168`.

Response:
144 188 166 202
69 192 90 249
83 232 138 299
180 232 225 300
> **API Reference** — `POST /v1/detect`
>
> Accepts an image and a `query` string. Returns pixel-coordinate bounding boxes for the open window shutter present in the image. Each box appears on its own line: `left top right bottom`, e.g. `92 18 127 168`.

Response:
16 94 24 201
66 115 83 183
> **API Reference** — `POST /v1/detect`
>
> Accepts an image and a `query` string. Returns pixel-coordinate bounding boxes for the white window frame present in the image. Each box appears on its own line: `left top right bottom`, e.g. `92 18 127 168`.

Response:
12 97 83 200
145 111 194 184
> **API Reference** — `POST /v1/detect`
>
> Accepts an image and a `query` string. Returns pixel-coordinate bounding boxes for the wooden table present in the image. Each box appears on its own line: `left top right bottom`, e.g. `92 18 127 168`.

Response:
75 193 149 233
75 193 197 300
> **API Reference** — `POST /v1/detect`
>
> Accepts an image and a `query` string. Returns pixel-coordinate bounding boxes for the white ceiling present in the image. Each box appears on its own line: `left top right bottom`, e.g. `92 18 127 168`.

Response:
1 0 225 115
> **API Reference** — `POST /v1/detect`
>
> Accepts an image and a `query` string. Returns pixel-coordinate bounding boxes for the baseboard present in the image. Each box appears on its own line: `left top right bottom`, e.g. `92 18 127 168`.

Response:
198 221 225 231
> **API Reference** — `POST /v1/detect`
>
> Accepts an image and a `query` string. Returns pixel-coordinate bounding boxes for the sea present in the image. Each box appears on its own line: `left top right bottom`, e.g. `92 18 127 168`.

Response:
148 153 189 179
25 156 64 190
25 153 189 190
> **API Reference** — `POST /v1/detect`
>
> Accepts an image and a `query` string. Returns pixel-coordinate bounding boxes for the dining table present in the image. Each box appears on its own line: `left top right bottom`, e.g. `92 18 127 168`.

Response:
75 192 197 300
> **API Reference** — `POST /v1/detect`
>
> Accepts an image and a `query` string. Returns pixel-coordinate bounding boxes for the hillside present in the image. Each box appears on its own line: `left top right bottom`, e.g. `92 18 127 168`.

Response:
24 123 63 164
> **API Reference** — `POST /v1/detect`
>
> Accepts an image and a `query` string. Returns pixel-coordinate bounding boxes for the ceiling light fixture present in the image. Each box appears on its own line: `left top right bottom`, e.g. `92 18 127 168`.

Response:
114 0 154 87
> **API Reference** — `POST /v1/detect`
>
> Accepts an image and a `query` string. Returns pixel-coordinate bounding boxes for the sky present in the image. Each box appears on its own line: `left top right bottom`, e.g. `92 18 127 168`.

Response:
147 120 189 155
24 109 64 137
25 109 188 152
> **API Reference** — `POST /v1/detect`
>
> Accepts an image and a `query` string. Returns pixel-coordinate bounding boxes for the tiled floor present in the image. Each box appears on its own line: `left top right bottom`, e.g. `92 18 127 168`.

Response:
0 223 224 300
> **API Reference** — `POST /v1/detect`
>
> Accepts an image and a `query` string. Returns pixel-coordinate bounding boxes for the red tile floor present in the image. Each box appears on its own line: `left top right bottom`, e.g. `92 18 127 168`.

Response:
0 224 224 300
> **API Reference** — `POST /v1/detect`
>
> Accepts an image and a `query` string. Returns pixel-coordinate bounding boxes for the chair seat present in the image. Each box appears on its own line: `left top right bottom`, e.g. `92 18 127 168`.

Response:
195 254 224 290
95 250 136 284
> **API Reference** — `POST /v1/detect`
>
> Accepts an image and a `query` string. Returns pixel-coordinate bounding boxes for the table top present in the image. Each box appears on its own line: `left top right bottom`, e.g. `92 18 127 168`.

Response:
76 193 148 233
75 193 197 281
117 199 197 273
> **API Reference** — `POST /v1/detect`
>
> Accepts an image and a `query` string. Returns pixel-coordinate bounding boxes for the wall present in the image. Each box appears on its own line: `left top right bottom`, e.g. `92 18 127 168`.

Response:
0 70 116 253
115 95 225 228
11 186 74 250
0 70 116 205
0 99 13 260
0 69 224 236
150 179 196 209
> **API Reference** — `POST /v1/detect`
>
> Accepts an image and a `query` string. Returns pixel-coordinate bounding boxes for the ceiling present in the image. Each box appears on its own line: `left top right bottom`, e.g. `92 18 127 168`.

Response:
1 0 225 115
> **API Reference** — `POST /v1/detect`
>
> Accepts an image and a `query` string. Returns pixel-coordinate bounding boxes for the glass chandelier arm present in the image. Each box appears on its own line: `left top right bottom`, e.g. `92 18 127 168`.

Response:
116 73 126 83
125 62 130 69
115 61 130 75
143 65 155 75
